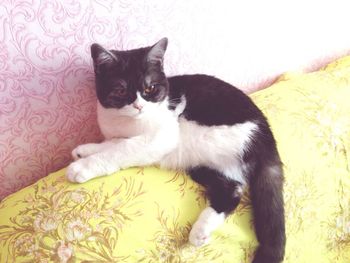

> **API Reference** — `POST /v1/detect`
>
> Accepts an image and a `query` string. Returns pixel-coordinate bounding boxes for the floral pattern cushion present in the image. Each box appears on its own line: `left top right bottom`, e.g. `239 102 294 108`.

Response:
1 56 350 263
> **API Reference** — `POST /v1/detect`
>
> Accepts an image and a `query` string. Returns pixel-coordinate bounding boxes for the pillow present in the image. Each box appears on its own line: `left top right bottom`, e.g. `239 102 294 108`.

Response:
1 56 350 263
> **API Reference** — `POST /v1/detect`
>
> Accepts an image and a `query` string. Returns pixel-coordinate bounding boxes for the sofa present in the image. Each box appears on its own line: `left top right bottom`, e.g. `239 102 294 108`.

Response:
1 1 350 262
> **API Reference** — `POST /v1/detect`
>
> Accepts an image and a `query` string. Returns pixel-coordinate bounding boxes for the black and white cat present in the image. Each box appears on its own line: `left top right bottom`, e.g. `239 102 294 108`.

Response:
66 38 285 263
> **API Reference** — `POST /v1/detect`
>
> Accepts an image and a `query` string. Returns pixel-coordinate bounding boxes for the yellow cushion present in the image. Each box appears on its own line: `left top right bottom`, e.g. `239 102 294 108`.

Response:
1 57 350 263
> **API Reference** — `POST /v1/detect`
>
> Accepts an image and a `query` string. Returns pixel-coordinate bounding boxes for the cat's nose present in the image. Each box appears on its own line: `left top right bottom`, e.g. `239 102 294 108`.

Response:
133 103 143 111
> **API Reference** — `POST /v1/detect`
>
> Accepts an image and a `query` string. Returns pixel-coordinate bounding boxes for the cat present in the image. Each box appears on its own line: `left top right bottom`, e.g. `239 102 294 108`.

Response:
66 38 286 263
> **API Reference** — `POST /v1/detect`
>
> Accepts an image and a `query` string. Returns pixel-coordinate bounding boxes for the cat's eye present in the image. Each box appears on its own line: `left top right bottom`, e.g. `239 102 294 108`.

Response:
144 84 156 94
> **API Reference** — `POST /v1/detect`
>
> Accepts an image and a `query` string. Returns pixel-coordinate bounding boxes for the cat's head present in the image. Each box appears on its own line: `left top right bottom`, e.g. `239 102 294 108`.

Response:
91 38 169 117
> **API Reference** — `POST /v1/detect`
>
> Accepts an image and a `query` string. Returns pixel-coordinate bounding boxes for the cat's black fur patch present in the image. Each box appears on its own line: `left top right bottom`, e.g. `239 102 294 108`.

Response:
168 74 263 126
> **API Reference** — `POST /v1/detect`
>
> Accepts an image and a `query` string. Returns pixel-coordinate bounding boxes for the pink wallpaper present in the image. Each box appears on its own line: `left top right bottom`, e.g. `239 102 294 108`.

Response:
1 0 350 200
0 0 110 200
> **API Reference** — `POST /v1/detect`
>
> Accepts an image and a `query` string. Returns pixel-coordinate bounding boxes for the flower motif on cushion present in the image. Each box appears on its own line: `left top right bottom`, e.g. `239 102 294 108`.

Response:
65 218 91 241
33 211 61 232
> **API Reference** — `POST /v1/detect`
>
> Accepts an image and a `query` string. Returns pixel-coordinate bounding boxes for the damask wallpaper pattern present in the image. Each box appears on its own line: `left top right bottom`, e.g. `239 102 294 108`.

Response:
0 1 110 199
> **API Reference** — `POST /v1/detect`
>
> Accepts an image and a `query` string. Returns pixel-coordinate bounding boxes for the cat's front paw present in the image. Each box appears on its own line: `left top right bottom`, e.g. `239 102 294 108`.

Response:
188 207 225 247
66 159 97 183
189 222 211 246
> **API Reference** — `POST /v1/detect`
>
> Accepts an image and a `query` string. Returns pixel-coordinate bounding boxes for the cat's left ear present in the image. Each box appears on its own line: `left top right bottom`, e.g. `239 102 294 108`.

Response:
147 38 168 64
91 43 118 73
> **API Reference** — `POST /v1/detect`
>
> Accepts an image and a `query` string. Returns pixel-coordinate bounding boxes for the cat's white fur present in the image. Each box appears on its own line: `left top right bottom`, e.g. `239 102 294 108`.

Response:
66 96 257 246
189 207 225 246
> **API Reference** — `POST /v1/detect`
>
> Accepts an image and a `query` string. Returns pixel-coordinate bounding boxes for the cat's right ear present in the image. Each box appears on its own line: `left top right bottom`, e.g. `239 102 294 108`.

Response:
91 43 118 73
147 38 168 64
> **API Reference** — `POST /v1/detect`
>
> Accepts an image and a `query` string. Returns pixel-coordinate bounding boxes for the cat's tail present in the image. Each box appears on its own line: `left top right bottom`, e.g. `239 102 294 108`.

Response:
249 161 286 263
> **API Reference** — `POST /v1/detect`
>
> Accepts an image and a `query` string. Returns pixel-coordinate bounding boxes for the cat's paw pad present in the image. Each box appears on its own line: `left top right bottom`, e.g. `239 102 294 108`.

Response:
189 224 210 247
66 160 94 183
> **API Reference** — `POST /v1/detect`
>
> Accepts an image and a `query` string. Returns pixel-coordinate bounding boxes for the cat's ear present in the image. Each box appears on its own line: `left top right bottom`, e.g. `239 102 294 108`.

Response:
91 43 118 72
147 38 168 64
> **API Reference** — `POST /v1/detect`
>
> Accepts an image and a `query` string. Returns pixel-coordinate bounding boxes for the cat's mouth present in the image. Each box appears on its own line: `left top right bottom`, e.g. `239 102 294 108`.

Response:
121 105 145 118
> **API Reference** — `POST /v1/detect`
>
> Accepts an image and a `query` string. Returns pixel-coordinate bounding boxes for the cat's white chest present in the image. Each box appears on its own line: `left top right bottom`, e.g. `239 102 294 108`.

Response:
97 103 142 139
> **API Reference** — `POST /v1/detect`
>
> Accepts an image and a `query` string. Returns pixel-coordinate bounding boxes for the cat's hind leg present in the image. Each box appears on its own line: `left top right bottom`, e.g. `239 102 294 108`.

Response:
188 166 244 246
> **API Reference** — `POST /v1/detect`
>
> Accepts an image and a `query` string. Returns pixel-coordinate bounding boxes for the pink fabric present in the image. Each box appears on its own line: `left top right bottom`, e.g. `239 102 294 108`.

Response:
1 0 350 200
